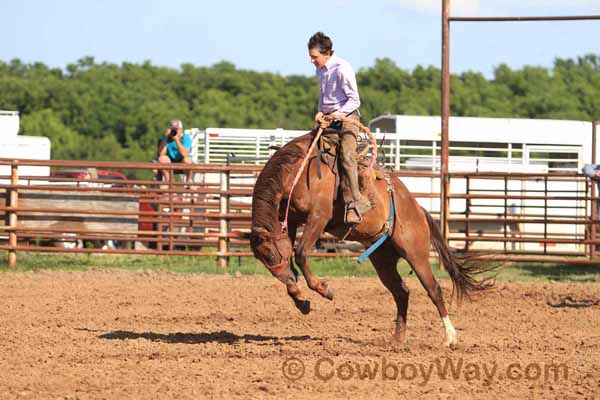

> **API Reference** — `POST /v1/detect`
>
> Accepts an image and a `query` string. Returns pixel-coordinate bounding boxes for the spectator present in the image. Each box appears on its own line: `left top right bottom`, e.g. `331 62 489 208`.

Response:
83 167 99 187
156 119 193 182
582 164 600 217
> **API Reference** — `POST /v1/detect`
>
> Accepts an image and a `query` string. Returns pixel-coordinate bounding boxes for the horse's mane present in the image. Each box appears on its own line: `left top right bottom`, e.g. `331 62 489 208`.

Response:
252 133 312 231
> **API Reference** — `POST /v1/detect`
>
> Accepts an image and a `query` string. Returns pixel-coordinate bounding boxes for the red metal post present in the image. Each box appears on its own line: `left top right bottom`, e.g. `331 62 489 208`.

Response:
441 0 451 241
543 176 548 255
168 171 174 251
503 176 508 252
591 121 598 259
465 176 470 252
450 15 600 22
7 161 18 269
218 168 230 268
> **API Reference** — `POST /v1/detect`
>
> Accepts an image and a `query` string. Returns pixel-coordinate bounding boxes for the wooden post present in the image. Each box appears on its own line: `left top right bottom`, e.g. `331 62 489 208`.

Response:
8 162 18 269
217 168 229 268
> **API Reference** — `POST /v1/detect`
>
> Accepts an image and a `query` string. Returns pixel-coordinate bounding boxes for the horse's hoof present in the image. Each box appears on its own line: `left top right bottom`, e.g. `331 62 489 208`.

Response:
443 337 458 349
294 299 311 315
323 286 334 301
392 331 406 344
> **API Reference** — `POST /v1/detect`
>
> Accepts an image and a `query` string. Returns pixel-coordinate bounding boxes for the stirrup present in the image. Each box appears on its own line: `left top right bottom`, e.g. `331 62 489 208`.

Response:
345 203 363 225
345 199 371 225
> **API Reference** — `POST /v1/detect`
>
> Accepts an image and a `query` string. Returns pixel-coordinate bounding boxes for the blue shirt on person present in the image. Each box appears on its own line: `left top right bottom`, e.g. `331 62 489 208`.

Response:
582 164 600 181
166 132 192 162
582 164 600 216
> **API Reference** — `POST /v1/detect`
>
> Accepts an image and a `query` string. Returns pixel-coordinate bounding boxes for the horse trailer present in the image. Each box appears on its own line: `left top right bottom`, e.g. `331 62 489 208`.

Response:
192 115 595 254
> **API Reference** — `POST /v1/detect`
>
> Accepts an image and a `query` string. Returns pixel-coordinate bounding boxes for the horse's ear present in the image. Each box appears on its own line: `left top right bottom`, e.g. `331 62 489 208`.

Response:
231 230 252 240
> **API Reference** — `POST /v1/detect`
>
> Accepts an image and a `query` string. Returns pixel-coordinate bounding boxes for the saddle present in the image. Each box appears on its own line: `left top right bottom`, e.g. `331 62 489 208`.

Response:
313 128 384 204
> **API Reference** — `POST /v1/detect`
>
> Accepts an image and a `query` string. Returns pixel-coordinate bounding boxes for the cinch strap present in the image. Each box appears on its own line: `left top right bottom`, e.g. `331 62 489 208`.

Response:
357 190 394 264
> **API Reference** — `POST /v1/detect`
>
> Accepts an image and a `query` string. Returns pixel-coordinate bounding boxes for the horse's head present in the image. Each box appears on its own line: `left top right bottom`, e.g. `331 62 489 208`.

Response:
250 226 293 280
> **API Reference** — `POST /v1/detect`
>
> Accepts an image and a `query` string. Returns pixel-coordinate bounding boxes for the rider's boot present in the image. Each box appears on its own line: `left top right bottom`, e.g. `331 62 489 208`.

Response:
341 138 372 224
345 166 372 224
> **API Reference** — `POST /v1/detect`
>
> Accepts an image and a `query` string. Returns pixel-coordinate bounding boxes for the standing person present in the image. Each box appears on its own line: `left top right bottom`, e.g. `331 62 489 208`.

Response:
308 31 371 224
582 164 600 217
156 119 193 182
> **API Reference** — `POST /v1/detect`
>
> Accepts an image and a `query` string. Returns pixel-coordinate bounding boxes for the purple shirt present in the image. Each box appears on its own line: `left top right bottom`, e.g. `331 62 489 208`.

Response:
316 55 361 115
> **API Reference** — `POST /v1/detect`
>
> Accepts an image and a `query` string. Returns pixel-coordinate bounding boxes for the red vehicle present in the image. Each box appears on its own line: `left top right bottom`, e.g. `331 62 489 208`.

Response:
51 169 128 186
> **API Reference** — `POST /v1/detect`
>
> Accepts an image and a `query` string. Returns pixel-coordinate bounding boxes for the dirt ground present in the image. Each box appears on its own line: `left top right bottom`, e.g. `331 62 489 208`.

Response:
0 270 599 399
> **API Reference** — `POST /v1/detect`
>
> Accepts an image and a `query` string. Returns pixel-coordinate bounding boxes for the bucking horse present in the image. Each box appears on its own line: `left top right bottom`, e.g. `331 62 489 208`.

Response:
249 121 494 347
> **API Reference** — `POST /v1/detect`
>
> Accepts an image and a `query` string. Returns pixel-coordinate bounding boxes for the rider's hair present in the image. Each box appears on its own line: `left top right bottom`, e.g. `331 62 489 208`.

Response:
308 32 334 56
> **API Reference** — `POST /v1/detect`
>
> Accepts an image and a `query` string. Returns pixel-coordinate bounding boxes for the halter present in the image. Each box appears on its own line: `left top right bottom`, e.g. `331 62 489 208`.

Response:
251 226 290 276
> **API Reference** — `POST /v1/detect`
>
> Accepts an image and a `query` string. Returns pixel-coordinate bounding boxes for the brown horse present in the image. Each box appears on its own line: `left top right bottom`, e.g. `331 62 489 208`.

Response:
250 131 493 347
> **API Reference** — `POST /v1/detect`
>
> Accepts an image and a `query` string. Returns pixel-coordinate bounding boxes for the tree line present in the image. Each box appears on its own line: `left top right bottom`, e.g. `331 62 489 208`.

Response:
1 54 599 166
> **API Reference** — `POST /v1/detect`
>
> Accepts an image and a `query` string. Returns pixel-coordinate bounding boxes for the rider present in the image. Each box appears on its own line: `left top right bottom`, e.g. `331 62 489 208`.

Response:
308 31 372 224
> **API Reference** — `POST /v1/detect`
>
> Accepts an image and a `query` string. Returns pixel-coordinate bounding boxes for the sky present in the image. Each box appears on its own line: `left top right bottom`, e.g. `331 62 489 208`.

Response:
1 0 599 78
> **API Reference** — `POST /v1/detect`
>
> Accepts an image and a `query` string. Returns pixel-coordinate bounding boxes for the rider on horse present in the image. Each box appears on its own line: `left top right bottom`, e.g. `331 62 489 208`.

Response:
308 32 372 224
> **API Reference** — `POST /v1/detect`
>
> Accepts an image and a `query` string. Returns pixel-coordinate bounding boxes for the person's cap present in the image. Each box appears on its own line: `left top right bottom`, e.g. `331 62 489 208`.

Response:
170 119 183 129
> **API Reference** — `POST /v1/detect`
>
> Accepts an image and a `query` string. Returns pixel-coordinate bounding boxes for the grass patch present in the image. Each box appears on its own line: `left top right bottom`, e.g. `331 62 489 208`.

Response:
492 262 600 283
0 252 599 283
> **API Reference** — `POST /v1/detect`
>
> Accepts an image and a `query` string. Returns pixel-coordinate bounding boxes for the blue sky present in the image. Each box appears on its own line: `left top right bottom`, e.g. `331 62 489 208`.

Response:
1 0 599 78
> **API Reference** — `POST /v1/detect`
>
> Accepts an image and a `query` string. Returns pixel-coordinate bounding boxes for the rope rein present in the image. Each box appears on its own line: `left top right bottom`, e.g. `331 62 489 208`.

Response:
281 127 324 231
280 116 378 231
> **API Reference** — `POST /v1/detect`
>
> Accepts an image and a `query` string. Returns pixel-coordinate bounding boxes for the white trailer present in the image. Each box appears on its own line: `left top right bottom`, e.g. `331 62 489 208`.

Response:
196 115 594 171
0 110 20 137
194 116 593 253
0 111 52 183
368 114 593 172
369 115 593 253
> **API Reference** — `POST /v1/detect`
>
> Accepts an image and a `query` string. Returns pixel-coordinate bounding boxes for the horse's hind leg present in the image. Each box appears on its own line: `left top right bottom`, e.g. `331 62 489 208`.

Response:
369 242 409 343
405 250 458 348
295 215 334 300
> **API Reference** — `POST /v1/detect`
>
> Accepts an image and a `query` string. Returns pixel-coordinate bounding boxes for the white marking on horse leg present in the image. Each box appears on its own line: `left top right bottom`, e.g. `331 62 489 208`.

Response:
442 315 458 347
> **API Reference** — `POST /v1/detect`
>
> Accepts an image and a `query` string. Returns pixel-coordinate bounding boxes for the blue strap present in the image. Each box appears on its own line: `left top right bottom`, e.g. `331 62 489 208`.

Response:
358 190 395 264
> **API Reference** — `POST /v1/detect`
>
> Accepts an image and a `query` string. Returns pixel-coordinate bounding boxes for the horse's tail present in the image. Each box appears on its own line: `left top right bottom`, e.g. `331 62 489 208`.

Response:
423 207 495 303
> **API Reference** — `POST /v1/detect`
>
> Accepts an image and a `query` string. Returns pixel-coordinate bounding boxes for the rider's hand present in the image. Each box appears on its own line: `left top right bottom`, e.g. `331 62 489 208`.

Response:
324 112 342 122
313 112 330 130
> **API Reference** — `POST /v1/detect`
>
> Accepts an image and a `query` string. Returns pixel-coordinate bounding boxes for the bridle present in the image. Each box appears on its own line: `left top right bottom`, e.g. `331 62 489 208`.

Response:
250 226 290 276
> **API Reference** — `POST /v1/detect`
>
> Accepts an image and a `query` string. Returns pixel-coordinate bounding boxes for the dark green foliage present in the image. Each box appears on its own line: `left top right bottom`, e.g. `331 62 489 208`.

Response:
1 55 600 178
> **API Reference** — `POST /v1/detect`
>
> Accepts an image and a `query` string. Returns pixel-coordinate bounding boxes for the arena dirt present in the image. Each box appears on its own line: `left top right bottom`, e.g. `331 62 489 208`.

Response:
0 270 599 399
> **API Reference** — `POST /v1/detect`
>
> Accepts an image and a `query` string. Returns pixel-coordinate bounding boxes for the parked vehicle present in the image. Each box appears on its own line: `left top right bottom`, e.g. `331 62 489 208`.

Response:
49 168 156 248
50 169 127 187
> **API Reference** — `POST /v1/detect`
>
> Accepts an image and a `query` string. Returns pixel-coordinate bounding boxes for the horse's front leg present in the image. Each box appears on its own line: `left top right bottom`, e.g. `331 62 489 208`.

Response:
267 249 311 314
271 267 311 314
284 223 310 313
295 214 334 300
